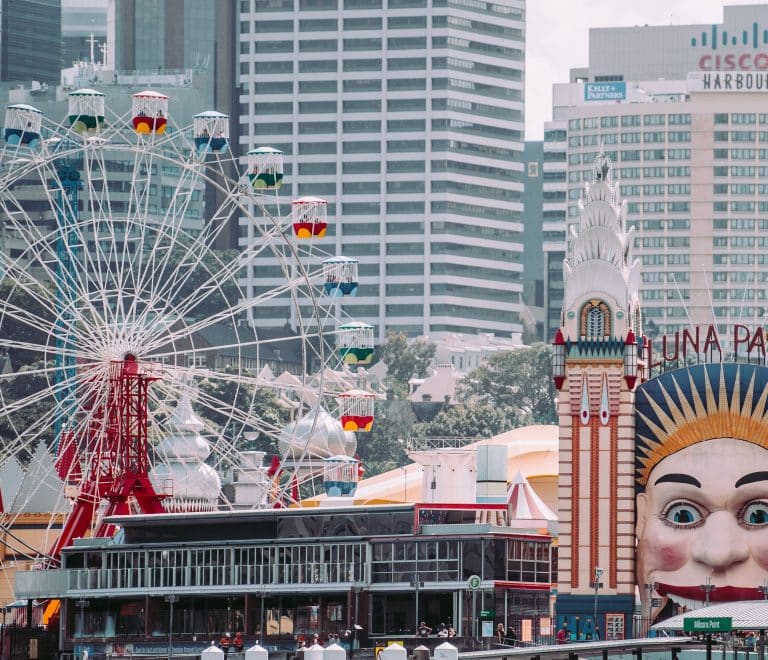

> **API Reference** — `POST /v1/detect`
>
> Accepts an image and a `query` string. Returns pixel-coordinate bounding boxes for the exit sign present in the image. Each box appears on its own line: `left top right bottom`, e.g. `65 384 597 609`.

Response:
683 617 732 633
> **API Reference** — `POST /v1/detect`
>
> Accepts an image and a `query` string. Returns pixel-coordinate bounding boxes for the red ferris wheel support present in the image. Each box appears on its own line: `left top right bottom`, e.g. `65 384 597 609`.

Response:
49 354 167 565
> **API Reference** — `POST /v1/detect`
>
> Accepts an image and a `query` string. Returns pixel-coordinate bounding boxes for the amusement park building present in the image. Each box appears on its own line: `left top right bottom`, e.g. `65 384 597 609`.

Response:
542 3 768 340
10 426 560 657
237 0 526 342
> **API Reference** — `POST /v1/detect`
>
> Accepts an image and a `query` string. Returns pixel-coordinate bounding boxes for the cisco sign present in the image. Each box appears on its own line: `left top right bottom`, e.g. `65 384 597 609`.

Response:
584 82 626 102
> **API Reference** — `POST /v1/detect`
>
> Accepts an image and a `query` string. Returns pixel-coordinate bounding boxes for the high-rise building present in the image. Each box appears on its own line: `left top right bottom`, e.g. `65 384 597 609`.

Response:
238 0 525 341
542 122 566 340
0 0 62 84
108 0 240 247
62 0 107 67
544 4 768 342
521 141 545 342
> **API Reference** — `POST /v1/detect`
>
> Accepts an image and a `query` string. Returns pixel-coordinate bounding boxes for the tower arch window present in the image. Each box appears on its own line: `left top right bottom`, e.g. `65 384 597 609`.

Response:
579 300 611 338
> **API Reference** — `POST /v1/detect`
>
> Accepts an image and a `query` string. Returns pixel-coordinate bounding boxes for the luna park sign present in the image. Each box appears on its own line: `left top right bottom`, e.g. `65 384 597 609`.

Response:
648 323 768 374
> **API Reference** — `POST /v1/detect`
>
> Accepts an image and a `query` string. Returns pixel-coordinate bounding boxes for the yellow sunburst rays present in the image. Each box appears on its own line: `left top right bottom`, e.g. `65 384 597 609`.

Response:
636 366 768 486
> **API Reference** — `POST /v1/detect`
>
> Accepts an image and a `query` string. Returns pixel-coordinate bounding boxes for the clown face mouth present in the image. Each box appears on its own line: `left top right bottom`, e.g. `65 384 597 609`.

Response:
656 583 764 609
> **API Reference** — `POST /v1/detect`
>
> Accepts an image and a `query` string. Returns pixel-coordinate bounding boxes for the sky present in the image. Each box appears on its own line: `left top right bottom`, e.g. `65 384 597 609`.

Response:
524 0 762 140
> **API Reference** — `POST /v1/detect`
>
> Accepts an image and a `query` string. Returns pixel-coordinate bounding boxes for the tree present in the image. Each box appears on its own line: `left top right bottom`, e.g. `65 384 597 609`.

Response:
374 332 436 398
457 343 558 426
355 398 414 477
0 279 55 368
0 360 55 459
195 372 290 457
415 402 516 439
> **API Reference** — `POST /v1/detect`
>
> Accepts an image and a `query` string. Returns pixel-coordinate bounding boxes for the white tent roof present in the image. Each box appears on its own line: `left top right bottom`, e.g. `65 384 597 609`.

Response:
653 601 768 632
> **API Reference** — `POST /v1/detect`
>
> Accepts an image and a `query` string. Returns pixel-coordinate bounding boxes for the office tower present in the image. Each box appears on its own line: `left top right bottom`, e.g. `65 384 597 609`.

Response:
109 0 240 247
542 122 566 340
521 141 545 342
545 4 768 342
238 0 526 340
1 0 62 84
62 0 107 67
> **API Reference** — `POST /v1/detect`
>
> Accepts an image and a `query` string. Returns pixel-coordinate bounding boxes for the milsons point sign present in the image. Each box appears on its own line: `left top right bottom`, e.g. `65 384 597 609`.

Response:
648 324 768 373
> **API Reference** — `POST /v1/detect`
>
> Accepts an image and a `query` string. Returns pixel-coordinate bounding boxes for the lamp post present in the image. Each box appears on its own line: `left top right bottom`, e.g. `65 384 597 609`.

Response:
410 574 424 634
700 576 714 607
759 580 768 600
644 582 657 635
165 594 179 659
590 568 603 634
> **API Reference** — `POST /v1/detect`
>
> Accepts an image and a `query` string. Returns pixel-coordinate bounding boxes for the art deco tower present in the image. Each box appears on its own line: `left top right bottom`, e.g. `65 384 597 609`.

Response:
553 153 642 640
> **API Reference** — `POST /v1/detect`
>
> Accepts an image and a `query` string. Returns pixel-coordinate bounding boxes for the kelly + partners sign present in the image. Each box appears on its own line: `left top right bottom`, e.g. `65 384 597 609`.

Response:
683 617 732 633
584 81 626 101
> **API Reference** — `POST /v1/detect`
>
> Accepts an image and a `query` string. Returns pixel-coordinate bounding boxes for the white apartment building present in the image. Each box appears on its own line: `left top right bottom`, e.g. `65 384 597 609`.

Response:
543 4 768 340
237 0 525 342
548 78 768 340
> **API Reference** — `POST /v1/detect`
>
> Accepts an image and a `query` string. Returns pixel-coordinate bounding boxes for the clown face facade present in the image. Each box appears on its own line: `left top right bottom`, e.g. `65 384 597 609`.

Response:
635 363 768 621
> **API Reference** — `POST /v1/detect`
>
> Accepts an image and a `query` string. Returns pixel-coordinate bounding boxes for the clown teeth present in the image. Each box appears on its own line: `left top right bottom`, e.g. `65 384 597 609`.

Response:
667 595 705 611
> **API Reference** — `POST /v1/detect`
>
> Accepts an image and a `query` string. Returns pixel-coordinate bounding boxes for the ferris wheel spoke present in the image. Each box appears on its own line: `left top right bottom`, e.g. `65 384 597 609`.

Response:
0 94 371 597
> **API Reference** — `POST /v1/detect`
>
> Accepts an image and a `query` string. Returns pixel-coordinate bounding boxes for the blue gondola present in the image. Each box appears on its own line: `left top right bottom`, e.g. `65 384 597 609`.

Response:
193 111 229 153
4 103 43 148
323 257 358 297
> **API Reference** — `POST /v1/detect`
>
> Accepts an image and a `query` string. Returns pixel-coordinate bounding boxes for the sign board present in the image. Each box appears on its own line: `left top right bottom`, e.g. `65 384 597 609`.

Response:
683 617 733 633
651 598 662 607
584 81 626 102
481 621 494 638
467 575 481 590
480 610 494 618
688 71 768 93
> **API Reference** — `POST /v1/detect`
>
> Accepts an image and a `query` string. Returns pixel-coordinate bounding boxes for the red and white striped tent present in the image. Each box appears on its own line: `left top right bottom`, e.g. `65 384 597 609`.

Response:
507 470 557 522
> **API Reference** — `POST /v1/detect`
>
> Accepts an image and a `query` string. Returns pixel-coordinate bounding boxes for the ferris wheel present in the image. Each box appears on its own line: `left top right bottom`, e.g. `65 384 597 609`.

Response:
0 89 378 602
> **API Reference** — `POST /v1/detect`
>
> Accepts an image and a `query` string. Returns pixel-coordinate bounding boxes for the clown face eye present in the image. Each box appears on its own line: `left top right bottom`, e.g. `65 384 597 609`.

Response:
662 501 704 527
741 501 768 527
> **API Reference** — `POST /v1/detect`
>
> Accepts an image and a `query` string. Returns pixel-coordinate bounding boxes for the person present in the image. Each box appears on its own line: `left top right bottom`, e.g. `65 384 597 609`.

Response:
447 625 456 638
746 632 756 651
594 626 601 641
505 626 517 646
220 633 231 655
233 631 244 653
556 623 568 644
495 623 505 644
634 363 768 624
417 621 431 637
437 623 448 638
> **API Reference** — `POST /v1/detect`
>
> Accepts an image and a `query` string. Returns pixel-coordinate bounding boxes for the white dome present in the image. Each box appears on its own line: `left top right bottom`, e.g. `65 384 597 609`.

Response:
279 407 356 459
149 394 221 511
151 461 221 506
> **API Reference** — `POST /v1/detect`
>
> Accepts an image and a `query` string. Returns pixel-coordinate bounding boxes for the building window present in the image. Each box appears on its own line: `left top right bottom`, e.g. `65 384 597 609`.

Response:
580 300 611 338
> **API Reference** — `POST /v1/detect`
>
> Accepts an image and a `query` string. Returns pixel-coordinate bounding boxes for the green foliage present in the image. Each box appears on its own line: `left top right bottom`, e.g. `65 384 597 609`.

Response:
457 343 557 426
0 360 54 456
196 372 289 456
0 280 54 368
415 402 515 439
355 398 414 477
374 331 436 398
